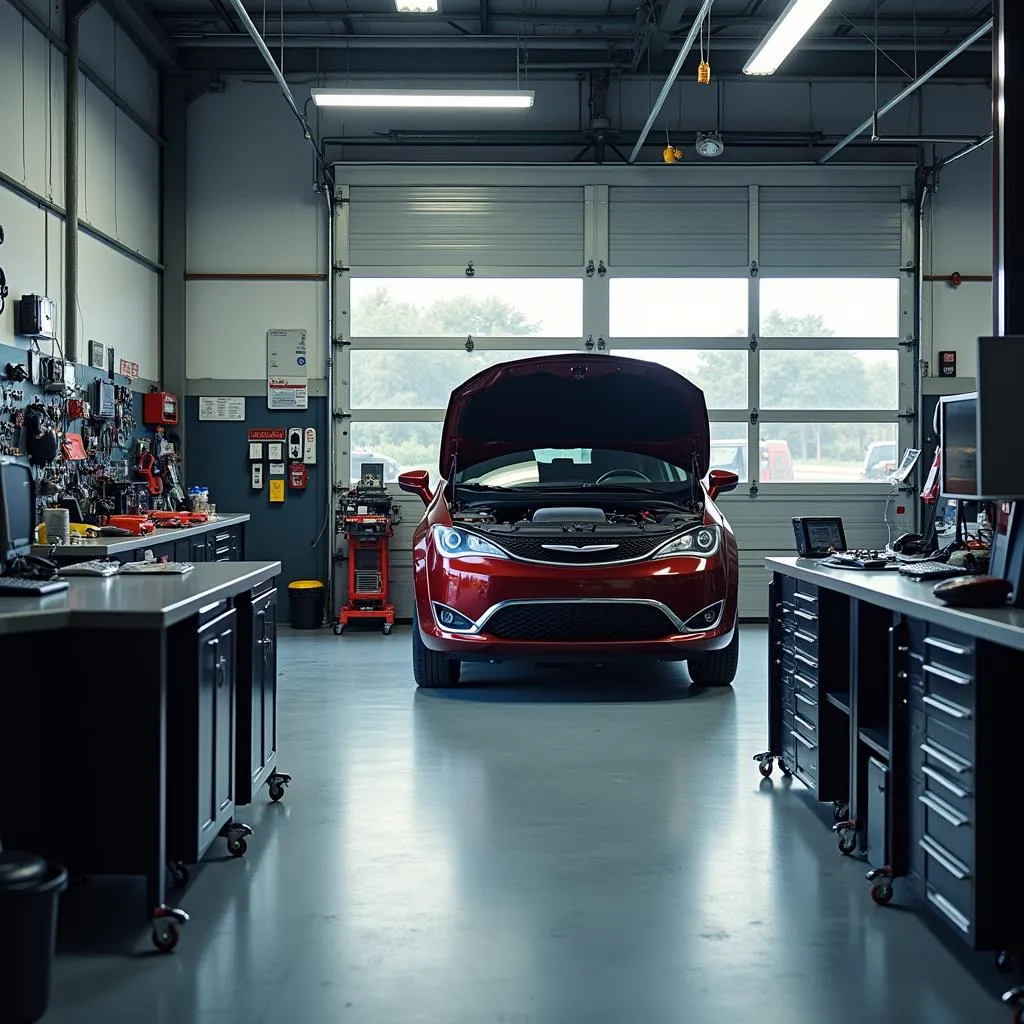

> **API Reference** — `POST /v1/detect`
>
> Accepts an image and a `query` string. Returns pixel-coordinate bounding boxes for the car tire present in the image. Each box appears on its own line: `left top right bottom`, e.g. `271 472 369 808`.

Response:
412 604 461 688
688 630 739 687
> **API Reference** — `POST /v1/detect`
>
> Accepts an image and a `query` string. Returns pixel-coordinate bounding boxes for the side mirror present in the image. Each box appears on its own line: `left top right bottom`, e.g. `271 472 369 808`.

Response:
707 469 739 500
398 469 433 505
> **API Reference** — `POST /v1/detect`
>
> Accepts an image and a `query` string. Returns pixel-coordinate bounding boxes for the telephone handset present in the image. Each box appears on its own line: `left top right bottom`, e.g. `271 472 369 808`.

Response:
0 223 7 314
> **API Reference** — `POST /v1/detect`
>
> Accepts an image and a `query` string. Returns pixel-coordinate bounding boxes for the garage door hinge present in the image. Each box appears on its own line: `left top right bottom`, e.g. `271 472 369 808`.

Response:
333 262 349 274
900 261 916 275
749 336 758 352
749 482 759 497
333 409 352 421
749 409 759 425
465 335 474 352
584 335 607 351
899 336 916 349
898 408 915 421
749 260 759 278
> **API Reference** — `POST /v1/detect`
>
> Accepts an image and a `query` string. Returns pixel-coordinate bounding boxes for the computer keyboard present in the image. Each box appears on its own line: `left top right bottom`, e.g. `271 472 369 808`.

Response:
58 559 121 577
897 561 969 581
822 551 895 570
0 575 71 596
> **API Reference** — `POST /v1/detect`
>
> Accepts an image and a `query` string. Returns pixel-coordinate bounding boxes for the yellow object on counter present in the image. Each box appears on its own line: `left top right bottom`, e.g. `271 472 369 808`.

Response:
36 522 98 544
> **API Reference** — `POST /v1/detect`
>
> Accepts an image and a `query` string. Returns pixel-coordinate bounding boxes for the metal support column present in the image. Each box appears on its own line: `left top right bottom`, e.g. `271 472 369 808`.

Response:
993 0 1024 335
64 15 81 364
161 75 188 447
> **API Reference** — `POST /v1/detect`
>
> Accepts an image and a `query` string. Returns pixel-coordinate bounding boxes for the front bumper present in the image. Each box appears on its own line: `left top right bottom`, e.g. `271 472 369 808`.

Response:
417 547 736 660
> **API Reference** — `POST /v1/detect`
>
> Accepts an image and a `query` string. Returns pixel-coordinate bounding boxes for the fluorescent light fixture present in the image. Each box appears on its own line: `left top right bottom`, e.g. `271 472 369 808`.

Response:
310 89 535 109
395 0 438 10
743 0 833 76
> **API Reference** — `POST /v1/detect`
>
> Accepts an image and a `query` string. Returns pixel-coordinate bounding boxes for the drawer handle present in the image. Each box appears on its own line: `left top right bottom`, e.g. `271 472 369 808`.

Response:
920 742 970 774
790 730 815 750
215 531 232 542
919 793 969 828
794 592 818 605
926 889 970 934
794 629 817 644
924 636 971 657
921 765 970 800
919 835 971 880
794 652 818 669
923 663 971 686
922 694 972 721
795 691 816 708
794 609 817 623
794 672 817 690
794 713 815 733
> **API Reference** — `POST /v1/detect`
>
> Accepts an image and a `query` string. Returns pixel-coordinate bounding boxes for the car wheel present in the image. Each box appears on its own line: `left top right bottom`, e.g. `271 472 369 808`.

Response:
688 630 739 687
412 604 462 688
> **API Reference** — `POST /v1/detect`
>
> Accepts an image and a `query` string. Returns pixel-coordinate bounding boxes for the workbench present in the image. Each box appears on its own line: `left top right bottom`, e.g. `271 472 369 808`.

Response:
0 560 289 953
32 512 249 564
759 556 1024 961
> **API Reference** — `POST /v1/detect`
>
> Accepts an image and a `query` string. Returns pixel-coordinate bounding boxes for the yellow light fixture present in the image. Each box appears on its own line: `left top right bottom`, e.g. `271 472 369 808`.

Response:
697 60 711 84
663 144 683 164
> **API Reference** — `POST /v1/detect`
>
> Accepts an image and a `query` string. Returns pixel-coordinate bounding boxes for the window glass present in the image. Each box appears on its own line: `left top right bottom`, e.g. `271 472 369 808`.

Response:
349 422 444 482
759 279 899 337
616 349 747 409
760 351 899 409
349 278 582 338
609 279 748 338
758 423 899 483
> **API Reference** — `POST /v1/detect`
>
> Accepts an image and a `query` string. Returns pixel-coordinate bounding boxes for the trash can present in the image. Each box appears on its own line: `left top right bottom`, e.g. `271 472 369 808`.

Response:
0 847 68 1024
288 580 325 630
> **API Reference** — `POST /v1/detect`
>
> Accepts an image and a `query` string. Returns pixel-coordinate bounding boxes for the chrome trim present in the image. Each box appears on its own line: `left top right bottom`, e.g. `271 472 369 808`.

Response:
649 524 721 560
430 601 477 634
468 597 695 637
682 599 725 632
540 543 620 553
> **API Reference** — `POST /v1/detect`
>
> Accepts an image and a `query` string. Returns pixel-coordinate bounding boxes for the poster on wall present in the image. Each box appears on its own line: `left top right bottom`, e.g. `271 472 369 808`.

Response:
267 329 308 410
199 396 246 421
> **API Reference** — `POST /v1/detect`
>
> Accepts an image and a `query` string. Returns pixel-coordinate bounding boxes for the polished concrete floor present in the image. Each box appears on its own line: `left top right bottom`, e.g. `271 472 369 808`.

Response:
44 626 1006 1024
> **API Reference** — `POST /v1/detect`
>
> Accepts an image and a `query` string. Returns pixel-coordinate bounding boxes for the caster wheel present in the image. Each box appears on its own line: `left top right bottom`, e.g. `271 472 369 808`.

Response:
383 623 392 635
870 883 893 906
833 803 849 823
152 923 180 953
227 836 248 857
837 835 857 856
333 623 344 636
169 862 189 888
758 759 773 778
268 782 285 802
778 760 792 777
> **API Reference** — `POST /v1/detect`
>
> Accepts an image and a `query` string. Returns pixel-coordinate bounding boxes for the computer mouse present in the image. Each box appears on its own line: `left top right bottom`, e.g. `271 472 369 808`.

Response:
933 575 1012 608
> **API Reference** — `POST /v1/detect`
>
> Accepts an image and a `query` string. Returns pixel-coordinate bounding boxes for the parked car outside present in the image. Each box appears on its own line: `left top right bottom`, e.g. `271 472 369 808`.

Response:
861 441 897 481
708 439 795 482
351 450 399 485
399 353 741 689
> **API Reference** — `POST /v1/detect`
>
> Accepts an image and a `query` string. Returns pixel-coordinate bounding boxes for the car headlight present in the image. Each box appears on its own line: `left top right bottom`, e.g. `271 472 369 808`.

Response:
432 524 509 559
652 524 721 559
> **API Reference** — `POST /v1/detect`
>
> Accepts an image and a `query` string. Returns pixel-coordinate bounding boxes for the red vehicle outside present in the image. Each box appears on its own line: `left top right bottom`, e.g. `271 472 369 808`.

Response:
399 354 740 688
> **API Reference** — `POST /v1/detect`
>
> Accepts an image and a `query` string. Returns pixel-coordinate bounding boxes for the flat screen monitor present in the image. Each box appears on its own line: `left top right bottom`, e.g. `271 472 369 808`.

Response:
792 516 847 558
0 457 35 563
940 393 979 499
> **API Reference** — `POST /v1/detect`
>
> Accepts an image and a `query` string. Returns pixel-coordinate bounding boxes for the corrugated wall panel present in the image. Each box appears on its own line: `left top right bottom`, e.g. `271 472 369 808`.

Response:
759 186 903 268
348 186 585 269
608 186 749 268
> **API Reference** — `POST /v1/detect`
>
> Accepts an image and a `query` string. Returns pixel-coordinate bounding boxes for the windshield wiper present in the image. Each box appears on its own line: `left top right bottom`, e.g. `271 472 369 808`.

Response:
577 484 670 494
456 483 536 491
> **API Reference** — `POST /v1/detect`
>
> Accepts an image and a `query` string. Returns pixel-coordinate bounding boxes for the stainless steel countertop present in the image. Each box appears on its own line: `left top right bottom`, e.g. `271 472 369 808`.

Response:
0 560 280 634
32 513 250 558
766 556 1024 652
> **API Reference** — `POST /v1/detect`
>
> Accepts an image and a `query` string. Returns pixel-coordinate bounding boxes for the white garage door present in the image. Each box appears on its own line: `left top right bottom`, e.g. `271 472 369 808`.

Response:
333 167 916 621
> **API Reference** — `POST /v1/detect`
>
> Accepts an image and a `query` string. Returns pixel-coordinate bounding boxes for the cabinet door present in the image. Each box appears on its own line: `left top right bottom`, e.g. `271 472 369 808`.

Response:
173 539 190 562
251 589 278 781
190 537 208 563
867 756 889 869
198 610 236 848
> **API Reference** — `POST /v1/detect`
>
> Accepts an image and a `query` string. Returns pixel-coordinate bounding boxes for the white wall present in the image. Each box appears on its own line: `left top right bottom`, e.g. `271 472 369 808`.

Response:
0 0 161 379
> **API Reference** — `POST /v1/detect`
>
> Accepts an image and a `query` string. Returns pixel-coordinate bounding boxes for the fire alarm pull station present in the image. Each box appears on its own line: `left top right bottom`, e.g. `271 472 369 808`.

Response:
143 391 179 426
289 462 307 490
303 427 317 465
252 463 264 490
288 428 303 461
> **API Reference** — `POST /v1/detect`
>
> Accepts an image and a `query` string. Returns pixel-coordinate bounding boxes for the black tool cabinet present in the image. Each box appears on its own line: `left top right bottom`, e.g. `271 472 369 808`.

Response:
761 558 1024 963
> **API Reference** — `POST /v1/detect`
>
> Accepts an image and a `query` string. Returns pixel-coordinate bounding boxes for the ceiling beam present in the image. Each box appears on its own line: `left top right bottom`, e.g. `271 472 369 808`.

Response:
649 0 690 59
480 0 488 35
99 0 179 68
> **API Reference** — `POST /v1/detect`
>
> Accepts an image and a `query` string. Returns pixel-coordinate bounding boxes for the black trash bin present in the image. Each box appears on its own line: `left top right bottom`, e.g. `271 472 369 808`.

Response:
0 847 68 1024
288 580 325 630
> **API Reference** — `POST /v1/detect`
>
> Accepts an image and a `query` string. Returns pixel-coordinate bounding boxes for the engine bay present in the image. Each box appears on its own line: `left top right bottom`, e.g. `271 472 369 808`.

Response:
451 499 704 537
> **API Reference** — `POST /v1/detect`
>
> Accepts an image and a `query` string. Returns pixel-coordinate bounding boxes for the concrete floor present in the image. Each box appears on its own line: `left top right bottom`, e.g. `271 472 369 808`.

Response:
43 626 1006 1024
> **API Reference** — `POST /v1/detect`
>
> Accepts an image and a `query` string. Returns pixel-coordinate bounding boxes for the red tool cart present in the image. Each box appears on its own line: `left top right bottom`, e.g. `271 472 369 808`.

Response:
334 491 399 635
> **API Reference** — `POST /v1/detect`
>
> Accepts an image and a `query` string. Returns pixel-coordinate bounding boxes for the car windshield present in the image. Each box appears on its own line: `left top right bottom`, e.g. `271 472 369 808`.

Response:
453 448 690 490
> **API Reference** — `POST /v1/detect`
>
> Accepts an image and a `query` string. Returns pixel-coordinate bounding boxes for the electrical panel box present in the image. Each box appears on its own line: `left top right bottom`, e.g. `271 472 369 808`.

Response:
143 391 179 426
16 294 56 340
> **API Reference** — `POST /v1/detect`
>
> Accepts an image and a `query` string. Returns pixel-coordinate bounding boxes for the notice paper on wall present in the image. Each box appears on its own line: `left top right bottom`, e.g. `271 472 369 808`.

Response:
199 396 246 421
267 329 308 410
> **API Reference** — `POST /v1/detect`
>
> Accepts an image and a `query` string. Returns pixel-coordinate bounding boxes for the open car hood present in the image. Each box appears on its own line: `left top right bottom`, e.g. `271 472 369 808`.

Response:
439 354 710 478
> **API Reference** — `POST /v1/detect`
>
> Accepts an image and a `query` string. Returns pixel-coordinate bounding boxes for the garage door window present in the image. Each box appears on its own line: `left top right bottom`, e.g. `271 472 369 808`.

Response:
609 279 748 338
759 279 900 337
622 349 748 410
349 278 583 338
759 350 899 410
758 423 898 483
349 422 445 483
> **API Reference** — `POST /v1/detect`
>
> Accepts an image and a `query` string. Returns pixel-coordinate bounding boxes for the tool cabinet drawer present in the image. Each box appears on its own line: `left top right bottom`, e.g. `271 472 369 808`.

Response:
793 704 818 746
793 688 818 728
793 628 818 661
791 729 817 785
923 697 974 757
922 660 973 708
920 790 973 868
777 575 797 604
923 629 975 676
919 734 974 791
792 605 819 634
791 647 819 677
793 667 818 699
922 835 973 938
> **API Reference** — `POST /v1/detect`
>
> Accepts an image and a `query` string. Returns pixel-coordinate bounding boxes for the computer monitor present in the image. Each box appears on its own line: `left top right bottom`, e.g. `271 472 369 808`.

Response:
940 393 979 499
0 457 35 564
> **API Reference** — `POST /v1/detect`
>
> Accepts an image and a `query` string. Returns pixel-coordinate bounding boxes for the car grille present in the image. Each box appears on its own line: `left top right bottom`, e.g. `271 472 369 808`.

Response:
483 602 676 642
490 534 665 564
